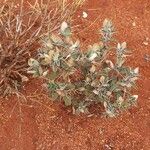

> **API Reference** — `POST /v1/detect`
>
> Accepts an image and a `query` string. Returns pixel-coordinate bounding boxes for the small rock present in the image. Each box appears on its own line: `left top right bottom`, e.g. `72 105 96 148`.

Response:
82 11 88 18
132 21 136 27
143 41 148 46
143 37 149 46
104 144 113 150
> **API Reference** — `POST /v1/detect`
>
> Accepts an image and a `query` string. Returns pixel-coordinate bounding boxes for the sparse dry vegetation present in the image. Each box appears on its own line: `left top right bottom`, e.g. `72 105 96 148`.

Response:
0 0 84 96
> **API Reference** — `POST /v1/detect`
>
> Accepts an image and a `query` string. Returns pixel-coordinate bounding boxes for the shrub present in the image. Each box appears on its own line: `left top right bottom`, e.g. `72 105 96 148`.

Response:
28 19 139 117
0 0 83 96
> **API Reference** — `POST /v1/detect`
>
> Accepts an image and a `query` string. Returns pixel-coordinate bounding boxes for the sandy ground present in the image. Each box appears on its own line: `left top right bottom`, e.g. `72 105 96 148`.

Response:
0 0 150 149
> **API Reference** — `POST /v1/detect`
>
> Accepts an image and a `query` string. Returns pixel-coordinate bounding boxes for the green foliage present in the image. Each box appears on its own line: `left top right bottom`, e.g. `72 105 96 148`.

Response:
28 19 139 117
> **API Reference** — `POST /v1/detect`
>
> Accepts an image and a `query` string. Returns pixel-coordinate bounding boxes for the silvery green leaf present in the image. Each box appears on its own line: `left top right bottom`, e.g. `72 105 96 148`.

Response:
122 42 127 49
92 43 100 51
45 41 53 49
119 81 127 87
103 19 112 29
93 89 99 95
126 83 132 88
42 37 54 49
103 102 116 117
48 82 58 91
51 92 59 100
53 51 60 62
134 67 139 74
60 21 68 32
66 83 75 90
78 87 85 91
91 81 97 87
76 102 89 114
50 34 64 45
67 58 74 67
117 59 125 67
70 40 80 51
103 101 107 108
101 19 114 42
103 19 108 27
128 95 138 106
117 43 121 50
105 60 114 68
28 58 39 67
105 110 116 117
49 71 59 80
56 90 65 96
58 83 66 90
117 42 127 52
132 95 138 101
130 77 138 82
52 50 61 67
38 66 43 75
60 21 71 37
87 43 100 54
117 96 124 106
66 54 71 59
100 76 105 83
64 96 72 106
79 108 85 113
42 70 49 77
86 77 91 83
41 51 54 65
106 91 112 96
88 52 98 61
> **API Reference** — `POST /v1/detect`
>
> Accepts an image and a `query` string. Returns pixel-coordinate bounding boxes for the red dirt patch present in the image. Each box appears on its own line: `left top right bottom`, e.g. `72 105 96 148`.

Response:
1 0 150 150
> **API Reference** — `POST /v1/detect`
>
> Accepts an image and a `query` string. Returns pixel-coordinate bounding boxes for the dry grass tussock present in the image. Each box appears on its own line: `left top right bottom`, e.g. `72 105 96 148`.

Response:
0 0 85 97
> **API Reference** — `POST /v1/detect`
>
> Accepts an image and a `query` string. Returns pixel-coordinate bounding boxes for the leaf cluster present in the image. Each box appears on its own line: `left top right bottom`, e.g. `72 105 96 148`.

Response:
28 19 139 117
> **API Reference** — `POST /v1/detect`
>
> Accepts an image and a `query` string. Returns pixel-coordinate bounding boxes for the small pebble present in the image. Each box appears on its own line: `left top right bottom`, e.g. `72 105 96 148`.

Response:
143 37 149 46
143 41 148 46
82 11 88 18
104 144 113 150
132 21 136 27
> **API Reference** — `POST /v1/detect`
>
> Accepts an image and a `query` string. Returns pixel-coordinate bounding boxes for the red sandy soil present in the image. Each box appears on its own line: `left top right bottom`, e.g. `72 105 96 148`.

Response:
0 0 150 149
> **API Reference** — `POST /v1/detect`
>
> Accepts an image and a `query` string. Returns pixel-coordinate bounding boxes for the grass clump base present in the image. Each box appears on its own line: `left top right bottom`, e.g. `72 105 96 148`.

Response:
0 0 84 96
